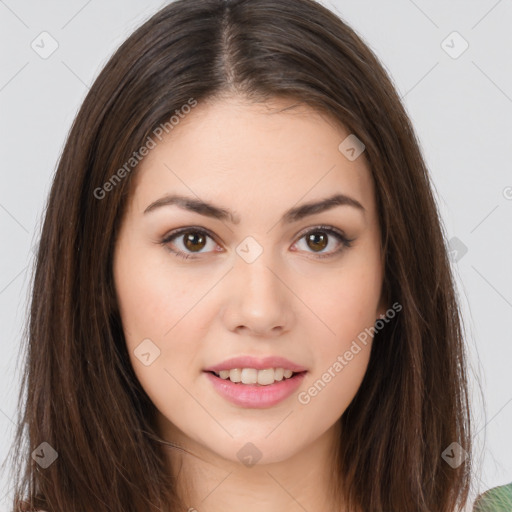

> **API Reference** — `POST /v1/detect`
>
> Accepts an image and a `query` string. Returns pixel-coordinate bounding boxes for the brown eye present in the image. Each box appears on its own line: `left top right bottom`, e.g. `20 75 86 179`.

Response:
161 227 217 260
294 226 354 259
182 231 207 252
305 232 328 252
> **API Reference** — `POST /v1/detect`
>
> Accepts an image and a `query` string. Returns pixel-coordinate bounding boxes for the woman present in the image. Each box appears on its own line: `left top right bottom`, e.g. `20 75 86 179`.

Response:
6 0 473 510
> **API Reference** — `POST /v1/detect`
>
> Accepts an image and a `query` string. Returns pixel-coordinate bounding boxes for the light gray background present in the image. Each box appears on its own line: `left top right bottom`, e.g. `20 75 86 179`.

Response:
0 0 511 509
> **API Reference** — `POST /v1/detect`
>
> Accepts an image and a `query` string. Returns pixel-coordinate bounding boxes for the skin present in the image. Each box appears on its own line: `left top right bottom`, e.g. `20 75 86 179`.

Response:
113 95 388 511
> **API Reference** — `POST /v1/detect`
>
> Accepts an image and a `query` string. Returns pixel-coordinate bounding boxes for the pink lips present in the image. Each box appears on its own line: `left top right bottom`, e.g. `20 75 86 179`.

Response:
203 355 307 373
205 370 307 408
203 355 308 408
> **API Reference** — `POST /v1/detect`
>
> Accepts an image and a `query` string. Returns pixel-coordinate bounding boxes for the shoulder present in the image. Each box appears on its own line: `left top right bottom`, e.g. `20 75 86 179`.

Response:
473 482 512 511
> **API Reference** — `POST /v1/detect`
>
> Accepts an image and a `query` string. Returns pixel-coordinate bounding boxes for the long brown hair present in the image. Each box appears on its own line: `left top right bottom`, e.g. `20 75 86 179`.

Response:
5 0 472 510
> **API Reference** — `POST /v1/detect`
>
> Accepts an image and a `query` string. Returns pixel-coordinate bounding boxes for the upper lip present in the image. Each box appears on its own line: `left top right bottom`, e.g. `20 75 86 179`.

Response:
204 356 308 373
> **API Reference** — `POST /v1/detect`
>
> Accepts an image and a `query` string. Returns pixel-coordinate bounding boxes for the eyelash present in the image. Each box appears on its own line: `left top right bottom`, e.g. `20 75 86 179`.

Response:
160 225 354 261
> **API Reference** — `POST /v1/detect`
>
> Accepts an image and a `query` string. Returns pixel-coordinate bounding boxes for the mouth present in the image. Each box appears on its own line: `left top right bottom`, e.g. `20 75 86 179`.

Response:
204 369 308 408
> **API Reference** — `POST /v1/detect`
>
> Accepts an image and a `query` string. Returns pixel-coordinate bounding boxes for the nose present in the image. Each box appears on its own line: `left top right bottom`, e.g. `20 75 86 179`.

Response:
221 251 294 337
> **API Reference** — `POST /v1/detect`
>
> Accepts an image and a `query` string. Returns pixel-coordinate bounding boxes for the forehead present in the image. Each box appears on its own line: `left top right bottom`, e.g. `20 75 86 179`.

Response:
128 95 375 220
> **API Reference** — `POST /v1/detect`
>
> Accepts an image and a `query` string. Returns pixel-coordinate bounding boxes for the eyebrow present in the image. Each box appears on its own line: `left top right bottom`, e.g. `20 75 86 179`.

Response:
143 192 365 224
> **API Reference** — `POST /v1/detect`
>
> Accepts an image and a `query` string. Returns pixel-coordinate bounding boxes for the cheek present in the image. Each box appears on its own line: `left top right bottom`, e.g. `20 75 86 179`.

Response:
114 243 202 345
297 276 376 424
115 270 168 347
114 244 209 402
114 256 205 420
305 262 382 348
294 251 381 415
298 346 371 438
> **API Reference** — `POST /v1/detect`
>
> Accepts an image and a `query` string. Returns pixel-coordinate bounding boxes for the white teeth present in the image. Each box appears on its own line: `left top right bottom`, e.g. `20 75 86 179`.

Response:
241 368 258 384
257 369 274 386
229 368 242 382
215 367 298 385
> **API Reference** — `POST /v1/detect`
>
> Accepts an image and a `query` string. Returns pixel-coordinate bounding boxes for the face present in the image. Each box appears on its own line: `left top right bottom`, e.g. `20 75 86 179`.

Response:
113 95 387 467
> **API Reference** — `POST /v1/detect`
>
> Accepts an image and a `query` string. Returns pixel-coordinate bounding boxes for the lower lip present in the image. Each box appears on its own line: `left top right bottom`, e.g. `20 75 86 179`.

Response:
204 371 307 408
